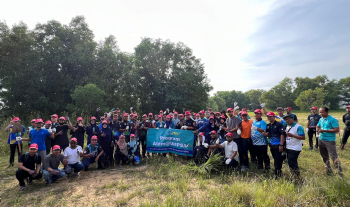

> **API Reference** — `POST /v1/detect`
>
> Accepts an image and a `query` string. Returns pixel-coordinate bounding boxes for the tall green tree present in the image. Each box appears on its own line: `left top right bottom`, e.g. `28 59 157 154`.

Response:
245 89 266 110
294 87 327 110
338 77 350 107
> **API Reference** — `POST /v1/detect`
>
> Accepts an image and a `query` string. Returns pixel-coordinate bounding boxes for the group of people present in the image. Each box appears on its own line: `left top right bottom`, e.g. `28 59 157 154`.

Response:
5 104 350 190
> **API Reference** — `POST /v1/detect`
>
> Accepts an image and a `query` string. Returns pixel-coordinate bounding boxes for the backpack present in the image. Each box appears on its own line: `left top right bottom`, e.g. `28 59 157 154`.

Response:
23 152 38 163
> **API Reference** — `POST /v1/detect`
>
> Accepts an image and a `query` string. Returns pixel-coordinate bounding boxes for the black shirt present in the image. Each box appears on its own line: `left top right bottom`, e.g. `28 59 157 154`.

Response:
343 113 350 127
307 114 322 128
110 121 120 136
119 120 130 136
266 121 285 145
19 153 41 170
55 124 69 146
184 118 196 130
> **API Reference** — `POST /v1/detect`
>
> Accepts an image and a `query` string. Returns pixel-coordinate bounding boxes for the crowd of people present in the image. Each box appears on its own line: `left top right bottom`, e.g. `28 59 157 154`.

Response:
5 104 350 191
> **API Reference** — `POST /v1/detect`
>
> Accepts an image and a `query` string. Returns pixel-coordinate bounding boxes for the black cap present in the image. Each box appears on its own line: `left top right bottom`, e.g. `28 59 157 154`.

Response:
283 114 293 120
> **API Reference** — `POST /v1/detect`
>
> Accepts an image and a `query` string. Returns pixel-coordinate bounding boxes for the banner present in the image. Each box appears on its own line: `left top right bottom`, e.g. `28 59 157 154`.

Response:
147 128 194 156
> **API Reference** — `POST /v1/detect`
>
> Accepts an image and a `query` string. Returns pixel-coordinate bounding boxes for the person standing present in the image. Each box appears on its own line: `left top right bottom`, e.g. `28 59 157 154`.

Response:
70 117 86 149
26 119 36 147
194 111 210 143
239 111 255 171
262 112 285 178
44 121 54 155
306 107 321 150
4 117 25 167
225 108 242 167
120 113 131 143
182 111 196 150
284 107 298 122
99 120 114 168
316 107 342 175
54 117 72 152
86 117 99 145
139 114 152 158
16 144 42 191
340 105 350 150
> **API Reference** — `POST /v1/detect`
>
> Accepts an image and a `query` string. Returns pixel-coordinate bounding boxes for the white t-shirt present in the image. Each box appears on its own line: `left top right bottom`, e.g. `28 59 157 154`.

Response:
64 146 83 164
220 141 239 161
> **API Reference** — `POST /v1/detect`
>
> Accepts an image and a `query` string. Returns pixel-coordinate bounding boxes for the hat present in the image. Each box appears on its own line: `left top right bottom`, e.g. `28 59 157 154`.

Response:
130 134 135 137
123 113 129 117
174 112 178 115
100 117 105 120
210 130 217 134
53 145 60 150
70 138 78 142
179 114 184 117
346 105 350 109
119 135 125 139
215 111 220 115
148 113 153 116
225 132 233 137
199 110 205 114
266 111 275 117
142 114 147 118
31 119 36 123
90 116 96 120
158 115 163 118
59 116 66 121
283 114 293 120
185 111 191 115
160 110 163 113
102 120 108 124
29 143 38 149
276 107 284 111
220 115 226 119
77 117 83 121
242 108 247 111
193 113 197 116
241 111 248 115
284 107 292 111
239 111 243 115
13 117 20 122
227 108 233 112
209 116 215 119
45 121 52 125
166 115 171 118
254 109 262 114
36 118 43 123
51 114 58 118
310 106 318 110
198 132 204 136
133 114 138 117
91 135 98 140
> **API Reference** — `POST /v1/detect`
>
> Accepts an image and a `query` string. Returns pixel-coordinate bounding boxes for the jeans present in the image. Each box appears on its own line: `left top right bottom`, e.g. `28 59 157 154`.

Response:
253 145 270 170
16 169 42 186
318 140 342 172
270 145 283 177
286 149 301 176
68 162 85 174
82 157 96 169
43 168 66 183
9 144 22 164
307 128 318 148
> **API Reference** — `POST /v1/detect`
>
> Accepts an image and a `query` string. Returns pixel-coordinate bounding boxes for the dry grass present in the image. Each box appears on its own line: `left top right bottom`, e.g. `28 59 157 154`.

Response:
0 111 350 206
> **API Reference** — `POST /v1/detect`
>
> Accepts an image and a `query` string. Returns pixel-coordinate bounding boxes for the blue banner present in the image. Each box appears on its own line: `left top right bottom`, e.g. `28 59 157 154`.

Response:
147 128 194 156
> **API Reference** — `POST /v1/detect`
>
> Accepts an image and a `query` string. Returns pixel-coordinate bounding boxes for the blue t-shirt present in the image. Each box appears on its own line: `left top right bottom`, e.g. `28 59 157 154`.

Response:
251 119 267 145
7 125 25 144
156 121 165 128
29 129 51 151
317 115 339 141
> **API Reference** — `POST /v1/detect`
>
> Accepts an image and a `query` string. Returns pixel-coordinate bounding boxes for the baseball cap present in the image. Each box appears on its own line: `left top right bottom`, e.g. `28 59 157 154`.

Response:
53 145 60 150
148 113 153 116
142 114 147 118
215 111 220 114
174 112 178 115
310 106 318 110
70 138 78 142
225 132 233 137
241 111 248 115
102 120 108 124
283 114 293 120
198 132 204 136
36 119 43 123
133 114 138 117
158 115 163 118
166 115 171 118
227 108 233 112
284 107 292 111
276 107 284 111
179 114 184 117
123 113 129 117
59 116 66 121
185 111 191 115
77 117 83 121
254 109 262 114
51 114 58 118
242 108 247 111
160 110 163 113
209 116 215 119
119 135 125 139
220 115 226 119
210 130 217 134
45 121 52 125
199 110 205 114
130 134 135 137
31 119 36 123
29 143 38 149
90 116 96 120
346 105 350 109
266 111 275 117
13 117 20 122
91 135 98 140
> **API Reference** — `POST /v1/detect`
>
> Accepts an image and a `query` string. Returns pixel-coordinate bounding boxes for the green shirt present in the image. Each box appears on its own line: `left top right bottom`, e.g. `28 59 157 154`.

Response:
317 115 339 141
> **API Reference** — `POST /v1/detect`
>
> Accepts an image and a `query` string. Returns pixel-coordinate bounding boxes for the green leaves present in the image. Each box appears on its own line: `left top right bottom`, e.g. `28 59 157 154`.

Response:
294 87 327 110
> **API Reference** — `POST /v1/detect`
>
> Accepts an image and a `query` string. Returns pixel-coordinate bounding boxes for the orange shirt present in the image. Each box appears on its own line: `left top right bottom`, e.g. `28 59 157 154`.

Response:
241 119 253 138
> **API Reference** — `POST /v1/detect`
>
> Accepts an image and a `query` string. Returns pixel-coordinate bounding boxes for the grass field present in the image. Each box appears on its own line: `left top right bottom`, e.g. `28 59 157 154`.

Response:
0 111 350 206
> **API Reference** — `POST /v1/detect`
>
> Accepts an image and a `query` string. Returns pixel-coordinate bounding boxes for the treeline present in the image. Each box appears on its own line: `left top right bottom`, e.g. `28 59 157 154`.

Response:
0 16 212 122
208 76 350 112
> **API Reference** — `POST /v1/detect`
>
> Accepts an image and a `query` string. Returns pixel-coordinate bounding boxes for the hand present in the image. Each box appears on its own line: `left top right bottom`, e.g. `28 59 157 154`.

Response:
203 143 209 148
16 137 22 141
78 123 83 127
183 126 188 130
225 159 232 165
130 107 133 110
260 103 265 108
286 132 293 137
164 111 167 115
52 128 56 133
88 124 91 129
251 125 257 131
279 146 283 153
31 172 38 178
95 157 99 162
28 170 35 175
51 170 59 175
262 132 269 136
306 128 309 133
66 117 70 122
156 128 159 130
107 112 112 117
97 107 101 112
48 128 52 133
234 102 238 107
215 139 220 145
101 132 106 137
234 106 239 111
10 120 14 125
237 128 241 135
63 159 68 166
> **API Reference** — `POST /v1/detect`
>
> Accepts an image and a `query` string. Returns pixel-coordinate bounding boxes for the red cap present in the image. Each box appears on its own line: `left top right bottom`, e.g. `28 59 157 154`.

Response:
123 113 129 117
285 107 292 111
227 108 233 112
174 112 178 115
215 111 220 115
346 105 350 109
100 117 105 120
91 116 96 120
70 138 77 142
166 115 171 118
59 116 66 121
193 113 197 116
198 132 204 136
266 111 275 117
210 130 217 134
242 108 247 111
220 115 226 119
199 110 205 114
160 110 163 113
53 145 60 150
13 117 20 122
179 114 184 117
254 109 262 114
119 135 125 139
36 118 43 123
31 119 36 123
241 111 248 115
142 114 147 118
310 106 318 110
29 143 38 149
226 132 233 137
133 114 138 117
158 115 163 118
51 114 58 118
91 135 98 140
209 116 215 119
102 120 108 124
148 113 153 116
239 111 243 115
185 111 191 115
77 117 83 121
130 134 135 137
45 121 52 125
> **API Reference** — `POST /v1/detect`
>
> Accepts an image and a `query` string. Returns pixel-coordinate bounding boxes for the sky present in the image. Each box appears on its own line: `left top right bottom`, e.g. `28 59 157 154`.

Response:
1 0 350 94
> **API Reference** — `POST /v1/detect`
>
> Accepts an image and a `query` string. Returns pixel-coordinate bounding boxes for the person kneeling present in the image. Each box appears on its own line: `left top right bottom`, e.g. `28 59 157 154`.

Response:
193 132 209 164
207 131 222 157
82 136 104 171
128 134 140 165
16 144 42 191
43 145 67 184
114 135 129 168
216 133 239 169
64 138 84 177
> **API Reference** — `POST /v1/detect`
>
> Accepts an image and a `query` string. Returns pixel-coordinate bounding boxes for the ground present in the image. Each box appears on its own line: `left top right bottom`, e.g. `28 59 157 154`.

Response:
0 111 350 206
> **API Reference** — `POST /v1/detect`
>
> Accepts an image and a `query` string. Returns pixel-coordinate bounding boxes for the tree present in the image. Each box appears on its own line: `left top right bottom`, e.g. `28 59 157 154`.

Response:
294 87 327 110
245 89 266 110
338 77 350 107
207 96 227 112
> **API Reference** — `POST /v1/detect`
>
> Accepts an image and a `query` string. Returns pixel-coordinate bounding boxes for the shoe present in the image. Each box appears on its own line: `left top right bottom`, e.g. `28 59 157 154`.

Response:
20 185 26 191
26 178 32 185
8 163 13 168
74 173 79 177
339 144 345 150
241 166 246 172
309 147 313 150
315 146 318 150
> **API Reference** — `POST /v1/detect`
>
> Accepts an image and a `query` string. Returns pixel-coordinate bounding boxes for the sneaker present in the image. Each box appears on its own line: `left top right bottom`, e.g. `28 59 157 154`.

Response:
20 185 26 191
309 147 313 150
241 166 246 172
75 172 79 177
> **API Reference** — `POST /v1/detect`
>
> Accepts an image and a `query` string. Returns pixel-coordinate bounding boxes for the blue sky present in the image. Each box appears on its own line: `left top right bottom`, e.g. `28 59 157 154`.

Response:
1 0 349 94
